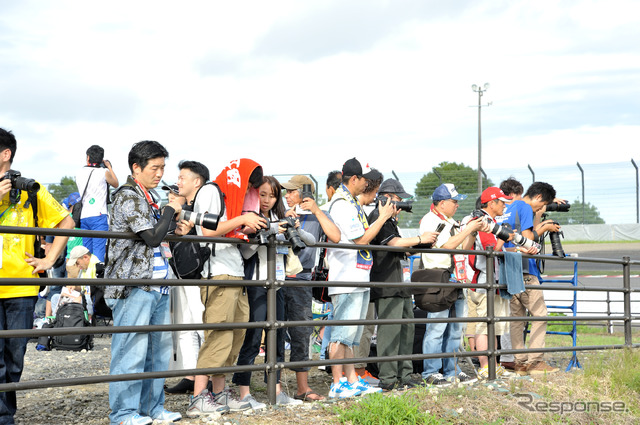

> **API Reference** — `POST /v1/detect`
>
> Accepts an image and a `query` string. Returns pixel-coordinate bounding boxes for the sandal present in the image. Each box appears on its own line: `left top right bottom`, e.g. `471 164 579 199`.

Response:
294 389 326 401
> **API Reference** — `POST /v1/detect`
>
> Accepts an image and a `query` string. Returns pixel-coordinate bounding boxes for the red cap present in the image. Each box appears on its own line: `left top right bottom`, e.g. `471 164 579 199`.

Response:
481 187 512 204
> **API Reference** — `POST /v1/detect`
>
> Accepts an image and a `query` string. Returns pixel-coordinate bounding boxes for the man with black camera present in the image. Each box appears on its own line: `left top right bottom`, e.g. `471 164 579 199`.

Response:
281 174 340 401
163 160 210 395
498 181 561 376
76 145 119 262
0 128 74 425
325 158 394 398
367 179 437 391
187 159 267 416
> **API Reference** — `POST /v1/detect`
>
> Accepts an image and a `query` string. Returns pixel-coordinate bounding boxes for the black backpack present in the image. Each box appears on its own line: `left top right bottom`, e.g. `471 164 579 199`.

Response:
47 302 94 351
169 182 224 279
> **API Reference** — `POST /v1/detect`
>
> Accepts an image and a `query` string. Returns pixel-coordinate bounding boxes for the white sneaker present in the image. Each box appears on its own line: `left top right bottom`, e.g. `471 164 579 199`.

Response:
187 389 229 417
276 391 303 406
240 394 266 410
354 377 382 395
328 381 360 399
447 371 477 385
214 389 251 412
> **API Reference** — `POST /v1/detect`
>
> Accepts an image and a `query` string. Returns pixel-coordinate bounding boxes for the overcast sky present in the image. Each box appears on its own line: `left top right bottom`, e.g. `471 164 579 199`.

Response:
1 0 639 200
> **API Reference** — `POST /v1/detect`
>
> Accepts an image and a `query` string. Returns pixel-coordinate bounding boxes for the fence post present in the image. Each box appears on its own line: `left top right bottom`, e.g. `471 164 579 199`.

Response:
606 291 613 334
266 235 278 404
622 256 632 348
632 159 639 224
485 247 496 380
527 164 535 183
577 162 585 224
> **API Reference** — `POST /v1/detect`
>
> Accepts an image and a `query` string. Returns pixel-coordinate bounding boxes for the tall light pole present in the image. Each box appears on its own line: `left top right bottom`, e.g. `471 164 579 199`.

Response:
472 83 490 195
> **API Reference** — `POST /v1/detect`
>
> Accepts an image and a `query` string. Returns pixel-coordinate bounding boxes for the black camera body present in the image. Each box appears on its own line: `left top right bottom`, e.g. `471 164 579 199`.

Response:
376 196 413 213
469 210 511 242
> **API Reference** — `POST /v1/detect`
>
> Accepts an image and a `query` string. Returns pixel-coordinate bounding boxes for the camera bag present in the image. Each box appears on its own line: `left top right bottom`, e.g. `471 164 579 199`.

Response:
72 169 95 228
411 267 460 313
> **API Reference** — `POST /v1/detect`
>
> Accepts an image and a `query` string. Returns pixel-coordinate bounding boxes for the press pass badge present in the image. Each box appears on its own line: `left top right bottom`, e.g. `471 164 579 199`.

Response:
160 242 172 259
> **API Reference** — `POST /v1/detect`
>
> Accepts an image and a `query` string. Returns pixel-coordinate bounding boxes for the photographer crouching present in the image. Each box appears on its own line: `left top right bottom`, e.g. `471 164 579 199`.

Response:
0 128 74 425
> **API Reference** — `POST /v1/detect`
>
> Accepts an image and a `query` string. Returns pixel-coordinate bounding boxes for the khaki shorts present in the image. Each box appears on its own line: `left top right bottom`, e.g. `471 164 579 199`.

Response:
468 290 509 335
196 275 249 372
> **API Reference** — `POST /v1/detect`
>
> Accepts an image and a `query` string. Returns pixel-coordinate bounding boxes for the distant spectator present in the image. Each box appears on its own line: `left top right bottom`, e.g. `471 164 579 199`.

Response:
76 145 119 261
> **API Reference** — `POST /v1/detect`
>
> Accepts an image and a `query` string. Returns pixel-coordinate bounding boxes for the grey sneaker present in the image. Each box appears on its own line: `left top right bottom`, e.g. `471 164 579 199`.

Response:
241 394 266 411
215 389 252 412
424 373 451 387
276 391 303 406
187 389 230 417
446 371 477 385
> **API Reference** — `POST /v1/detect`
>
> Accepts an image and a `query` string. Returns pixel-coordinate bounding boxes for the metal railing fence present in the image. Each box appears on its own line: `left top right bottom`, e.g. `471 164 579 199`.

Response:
0 226 638 405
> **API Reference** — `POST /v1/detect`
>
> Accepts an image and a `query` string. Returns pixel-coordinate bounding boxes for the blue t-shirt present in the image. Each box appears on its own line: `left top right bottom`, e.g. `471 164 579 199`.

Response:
497 200 538 275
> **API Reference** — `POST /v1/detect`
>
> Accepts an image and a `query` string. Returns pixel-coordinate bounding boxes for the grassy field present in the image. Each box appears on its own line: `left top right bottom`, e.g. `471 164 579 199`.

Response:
328 345 640 425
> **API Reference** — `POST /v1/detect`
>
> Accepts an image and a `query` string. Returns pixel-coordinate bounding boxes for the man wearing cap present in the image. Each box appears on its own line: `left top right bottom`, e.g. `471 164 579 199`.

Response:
419 183 487 386
281 174 339 401
462 187 514 379
76 145 119 262
68 245 101 279
162 183 186 207
325 158 394 399
368 179 438 391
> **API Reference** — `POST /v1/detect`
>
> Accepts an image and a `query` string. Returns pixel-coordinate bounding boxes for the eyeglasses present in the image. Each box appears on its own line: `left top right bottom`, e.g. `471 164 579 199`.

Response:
448 199 459 205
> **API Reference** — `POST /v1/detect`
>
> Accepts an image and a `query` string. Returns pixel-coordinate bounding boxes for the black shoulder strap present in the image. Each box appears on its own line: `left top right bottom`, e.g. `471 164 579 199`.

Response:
193 181 225 218
79 169 95 204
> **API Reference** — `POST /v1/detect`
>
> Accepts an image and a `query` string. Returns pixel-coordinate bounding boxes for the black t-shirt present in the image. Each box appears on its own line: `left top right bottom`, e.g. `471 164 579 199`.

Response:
368 208 410 300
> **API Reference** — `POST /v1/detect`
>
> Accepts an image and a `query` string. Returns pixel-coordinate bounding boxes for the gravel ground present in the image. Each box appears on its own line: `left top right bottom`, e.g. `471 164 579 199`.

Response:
15 335 344 425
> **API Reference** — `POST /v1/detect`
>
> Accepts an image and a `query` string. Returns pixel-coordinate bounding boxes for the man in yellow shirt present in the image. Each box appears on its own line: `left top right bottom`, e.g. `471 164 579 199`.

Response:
0 128 74 424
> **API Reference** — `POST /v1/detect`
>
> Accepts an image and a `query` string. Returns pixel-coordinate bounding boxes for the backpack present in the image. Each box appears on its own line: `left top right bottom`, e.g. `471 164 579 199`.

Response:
49 302 94 351
170 182 224 279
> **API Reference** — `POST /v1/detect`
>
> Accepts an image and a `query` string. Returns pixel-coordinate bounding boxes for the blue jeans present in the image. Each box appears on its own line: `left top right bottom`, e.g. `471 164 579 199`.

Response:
106 289 171 425
319 302 333 360
0 296 37 425
422 296 466 379
81 214 108 262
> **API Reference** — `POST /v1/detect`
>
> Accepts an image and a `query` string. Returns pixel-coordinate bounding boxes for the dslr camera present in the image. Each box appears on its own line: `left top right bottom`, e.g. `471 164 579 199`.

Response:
179 209 220 231
376 195 413 213
0 170 39 192
254 216 307 255
0 170 40 204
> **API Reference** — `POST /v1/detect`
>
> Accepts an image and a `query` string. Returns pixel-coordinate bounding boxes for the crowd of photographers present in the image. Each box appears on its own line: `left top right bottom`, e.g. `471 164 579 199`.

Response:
0 127 569 425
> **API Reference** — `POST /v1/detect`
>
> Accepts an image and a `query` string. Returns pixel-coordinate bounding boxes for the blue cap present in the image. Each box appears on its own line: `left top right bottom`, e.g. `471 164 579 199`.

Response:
63 192 81 209
432 184 467 202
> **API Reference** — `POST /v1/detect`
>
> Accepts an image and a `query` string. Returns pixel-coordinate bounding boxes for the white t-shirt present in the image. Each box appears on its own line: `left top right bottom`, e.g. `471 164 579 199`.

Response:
193 184 244 278
76 167 109 218
419 211 458 269
327 198 370 295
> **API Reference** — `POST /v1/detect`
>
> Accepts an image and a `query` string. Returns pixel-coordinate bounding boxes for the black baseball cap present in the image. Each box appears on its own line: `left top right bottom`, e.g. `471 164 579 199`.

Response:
342 158 379 179
378 178 411 199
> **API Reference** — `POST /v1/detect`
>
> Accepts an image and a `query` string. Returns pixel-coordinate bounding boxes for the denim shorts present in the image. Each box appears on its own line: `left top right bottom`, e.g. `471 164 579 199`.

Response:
330 290 370 347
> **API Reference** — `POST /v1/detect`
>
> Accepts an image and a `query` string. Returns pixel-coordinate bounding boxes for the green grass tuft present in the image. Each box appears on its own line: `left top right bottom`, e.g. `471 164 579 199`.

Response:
333 391 442 425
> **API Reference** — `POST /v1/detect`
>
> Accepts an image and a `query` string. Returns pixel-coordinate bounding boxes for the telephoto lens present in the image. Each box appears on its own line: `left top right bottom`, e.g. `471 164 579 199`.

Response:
512 234 542 252
548 222 566 257
179 210 220 231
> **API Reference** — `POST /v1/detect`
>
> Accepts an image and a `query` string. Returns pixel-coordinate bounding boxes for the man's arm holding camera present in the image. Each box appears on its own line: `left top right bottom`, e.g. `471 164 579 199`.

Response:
353 200 395 246
298 197 341 243
103 159 119 188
